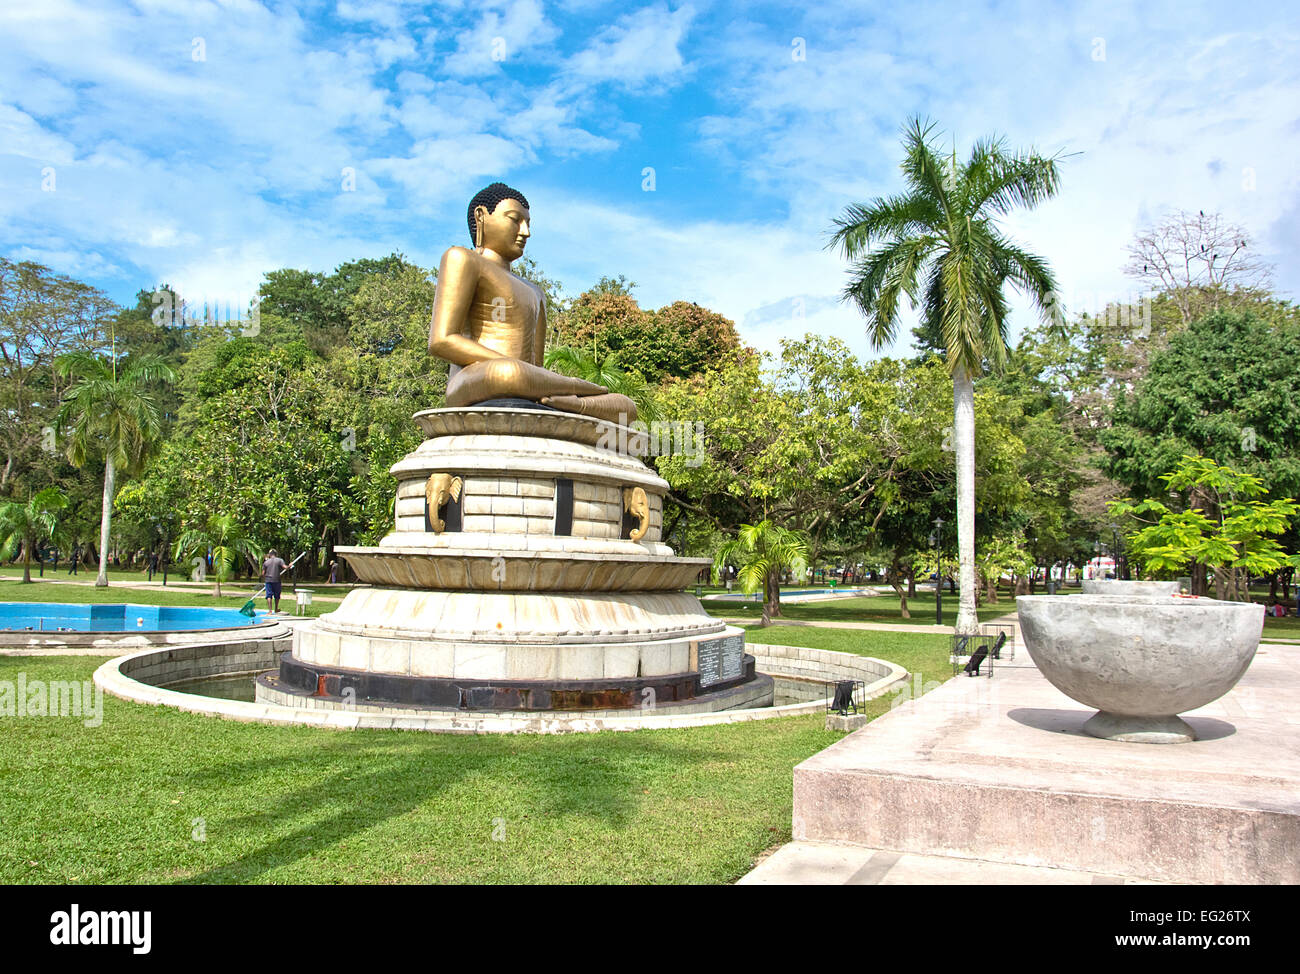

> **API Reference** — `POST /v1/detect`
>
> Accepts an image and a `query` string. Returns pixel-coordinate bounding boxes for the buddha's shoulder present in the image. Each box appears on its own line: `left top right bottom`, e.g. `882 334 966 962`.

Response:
438 246 483 273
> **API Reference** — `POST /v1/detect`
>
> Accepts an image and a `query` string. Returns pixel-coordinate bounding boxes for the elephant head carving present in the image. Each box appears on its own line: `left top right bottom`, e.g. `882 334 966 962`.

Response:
623 486 650 542
425 473 463 534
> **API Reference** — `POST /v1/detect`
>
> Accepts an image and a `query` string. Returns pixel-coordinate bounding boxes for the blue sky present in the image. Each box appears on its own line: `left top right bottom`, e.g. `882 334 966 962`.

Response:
2 0 1298 360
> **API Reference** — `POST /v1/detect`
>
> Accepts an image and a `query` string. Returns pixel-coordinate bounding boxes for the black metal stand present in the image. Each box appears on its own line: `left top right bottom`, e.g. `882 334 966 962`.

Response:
951 633 995 678
825 679 866 715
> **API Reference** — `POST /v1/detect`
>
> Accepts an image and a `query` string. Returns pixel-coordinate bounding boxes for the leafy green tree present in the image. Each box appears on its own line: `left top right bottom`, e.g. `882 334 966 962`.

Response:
0 486 68 583
109 285 195 423
0 258 114 500
150 337 354 564
713 520 809 625
973 532 1035 603
830 117 1062 632
1110 455 1300 601
173 513 261 597
551 279 745 383
858 357 1030 615
54 351 176 586
654 347 801 550
258 253 418 354
329 262 444 545
1102 309 1300 500
1101 307 1300 593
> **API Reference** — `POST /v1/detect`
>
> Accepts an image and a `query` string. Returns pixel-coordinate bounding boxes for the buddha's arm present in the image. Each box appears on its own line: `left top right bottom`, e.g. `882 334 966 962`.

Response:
532 287 547 367
428 247 501 365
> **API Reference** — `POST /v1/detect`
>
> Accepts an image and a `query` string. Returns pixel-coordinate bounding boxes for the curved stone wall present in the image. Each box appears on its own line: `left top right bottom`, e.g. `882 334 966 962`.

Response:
94 640 908 734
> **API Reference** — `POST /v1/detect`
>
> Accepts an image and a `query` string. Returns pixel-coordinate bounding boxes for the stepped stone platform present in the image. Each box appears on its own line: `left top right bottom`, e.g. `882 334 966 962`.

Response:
785 635 1298 885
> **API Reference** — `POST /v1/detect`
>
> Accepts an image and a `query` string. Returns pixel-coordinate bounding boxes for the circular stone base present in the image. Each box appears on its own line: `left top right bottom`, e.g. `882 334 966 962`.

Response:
255 667 774 718
1082 711 1197 744
264 651 759 711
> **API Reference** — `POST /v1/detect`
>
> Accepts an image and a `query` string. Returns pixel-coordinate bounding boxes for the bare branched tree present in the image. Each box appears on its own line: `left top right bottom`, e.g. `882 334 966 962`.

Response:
1124 210 1273 323
0 258 115 491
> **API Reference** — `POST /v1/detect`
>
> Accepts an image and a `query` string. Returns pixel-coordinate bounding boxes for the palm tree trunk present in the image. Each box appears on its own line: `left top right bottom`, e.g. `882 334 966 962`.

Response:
764 571 779 622
953 367 979 634
22 538 32 584
96 454 116 587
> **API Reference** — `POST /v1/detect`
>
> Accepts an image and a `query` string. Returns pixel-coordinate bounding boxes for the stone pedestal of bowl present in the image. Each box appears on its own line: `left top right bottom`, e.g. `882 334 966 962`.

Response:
1080 579 1180 596
1016 594 1263 743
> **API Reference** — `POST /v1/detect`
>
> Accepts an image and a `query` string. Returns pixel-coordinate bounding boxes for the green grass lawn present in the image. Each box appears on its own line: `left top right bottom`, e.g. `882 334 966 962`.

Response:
1261 614 1300 640
715 592 1021 626
0 655 849 885
0 607 958 884
16 567 1250 885
743 624 956 687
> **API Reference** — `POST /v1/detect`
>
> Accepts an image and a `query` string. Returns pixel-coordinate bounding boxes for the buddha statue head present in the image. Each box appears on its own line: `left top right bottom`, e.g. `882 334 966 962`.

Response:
467 182 531 262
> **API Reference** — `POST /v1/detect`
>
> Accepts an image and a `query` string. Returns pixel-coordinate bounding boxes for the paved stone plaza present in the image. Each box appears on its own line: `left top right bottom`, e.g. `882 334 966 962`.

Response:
745 619 1298 885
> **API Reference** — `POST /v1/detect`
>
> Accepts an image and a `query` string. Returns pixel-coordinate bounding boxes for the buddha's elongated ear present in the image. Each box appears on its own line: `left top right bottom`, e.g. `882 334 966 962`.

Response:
473 206 487 249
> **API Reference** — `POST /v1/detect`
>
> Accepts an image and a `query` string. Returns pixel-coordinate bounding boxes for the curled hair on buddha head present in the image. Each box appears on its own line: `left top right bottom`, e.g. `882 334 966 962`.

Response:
467 182 530 245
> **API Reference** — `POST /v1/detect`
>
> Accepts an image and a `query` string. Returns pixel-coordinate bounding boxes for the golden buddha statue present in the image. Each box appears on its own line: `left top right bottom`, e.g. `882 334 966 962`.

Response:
429 182 638 424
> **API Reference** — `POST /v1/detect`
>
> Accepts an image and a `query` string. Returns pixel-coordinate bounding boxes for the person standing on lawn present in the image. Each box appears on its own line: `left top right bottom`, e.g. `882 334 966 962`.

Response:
262 549 290 614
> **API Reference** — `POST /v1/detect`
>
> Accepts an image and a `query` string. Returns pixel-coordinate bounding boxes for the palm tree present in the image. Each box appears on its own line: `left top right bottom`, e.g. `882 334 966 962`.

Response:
545 342 658 422
54 351 176 587
830 118 1062 633
173 513 260 598
713 519 809 626
0 487 68 583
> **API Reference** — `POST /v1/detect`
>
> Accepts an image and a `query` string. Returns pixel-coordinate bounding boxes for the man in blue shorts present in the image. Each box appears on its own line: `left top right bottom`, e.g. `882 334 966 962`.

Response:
262 549 290 614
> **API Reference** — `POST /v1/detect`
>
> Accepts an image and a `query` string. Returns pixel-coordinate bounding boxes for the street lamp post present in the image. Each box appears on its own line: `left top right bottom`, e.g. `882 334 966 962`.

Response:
152 525 169 585
291 514 305 597
1110 522 1123 580
933 517 945 626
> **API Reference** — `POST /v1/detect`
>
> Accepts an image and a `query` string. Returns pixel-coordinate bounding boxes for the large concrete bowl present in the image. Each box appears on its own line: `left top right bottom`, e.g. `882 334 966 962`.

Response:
1080 579 1180 596
1016 595 1263 743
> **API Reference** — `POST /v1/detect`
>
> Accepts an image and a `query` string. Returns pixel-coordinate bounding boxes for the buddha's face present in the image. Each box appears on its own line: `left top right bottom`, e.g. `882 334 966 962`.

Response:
475 198 531 261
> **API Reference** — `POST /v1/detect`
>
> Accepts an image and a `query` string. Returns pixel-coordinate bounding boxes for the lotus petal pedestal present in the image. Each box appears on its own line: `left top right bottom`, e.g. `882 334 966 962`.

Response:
257 407 766 715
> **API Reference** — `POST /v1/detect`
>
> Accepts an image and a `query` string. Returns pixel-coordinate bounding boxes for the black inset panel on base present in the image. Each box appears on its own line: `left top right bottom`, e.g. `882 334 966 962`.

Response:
554 478 573 536
621 497 636 540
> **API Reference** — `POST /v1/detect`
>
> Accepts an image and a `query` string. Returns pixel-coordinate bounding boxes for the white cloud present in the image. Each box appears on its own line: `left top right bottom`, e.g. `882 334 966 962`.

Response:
439 0 560 78
565 2 695 89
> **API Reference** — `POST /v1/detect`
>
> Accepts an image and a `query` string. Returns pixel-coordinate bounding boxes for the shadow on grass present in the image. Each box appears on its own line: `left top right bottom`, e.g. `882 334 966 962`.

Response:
176 731 741 884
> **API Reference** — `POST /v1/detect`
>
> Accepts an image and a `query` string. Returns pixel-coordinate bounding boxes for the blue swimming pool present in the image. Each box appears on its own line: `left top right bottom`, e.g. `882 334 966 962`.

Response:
705 586 874 600
0 602 263 632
